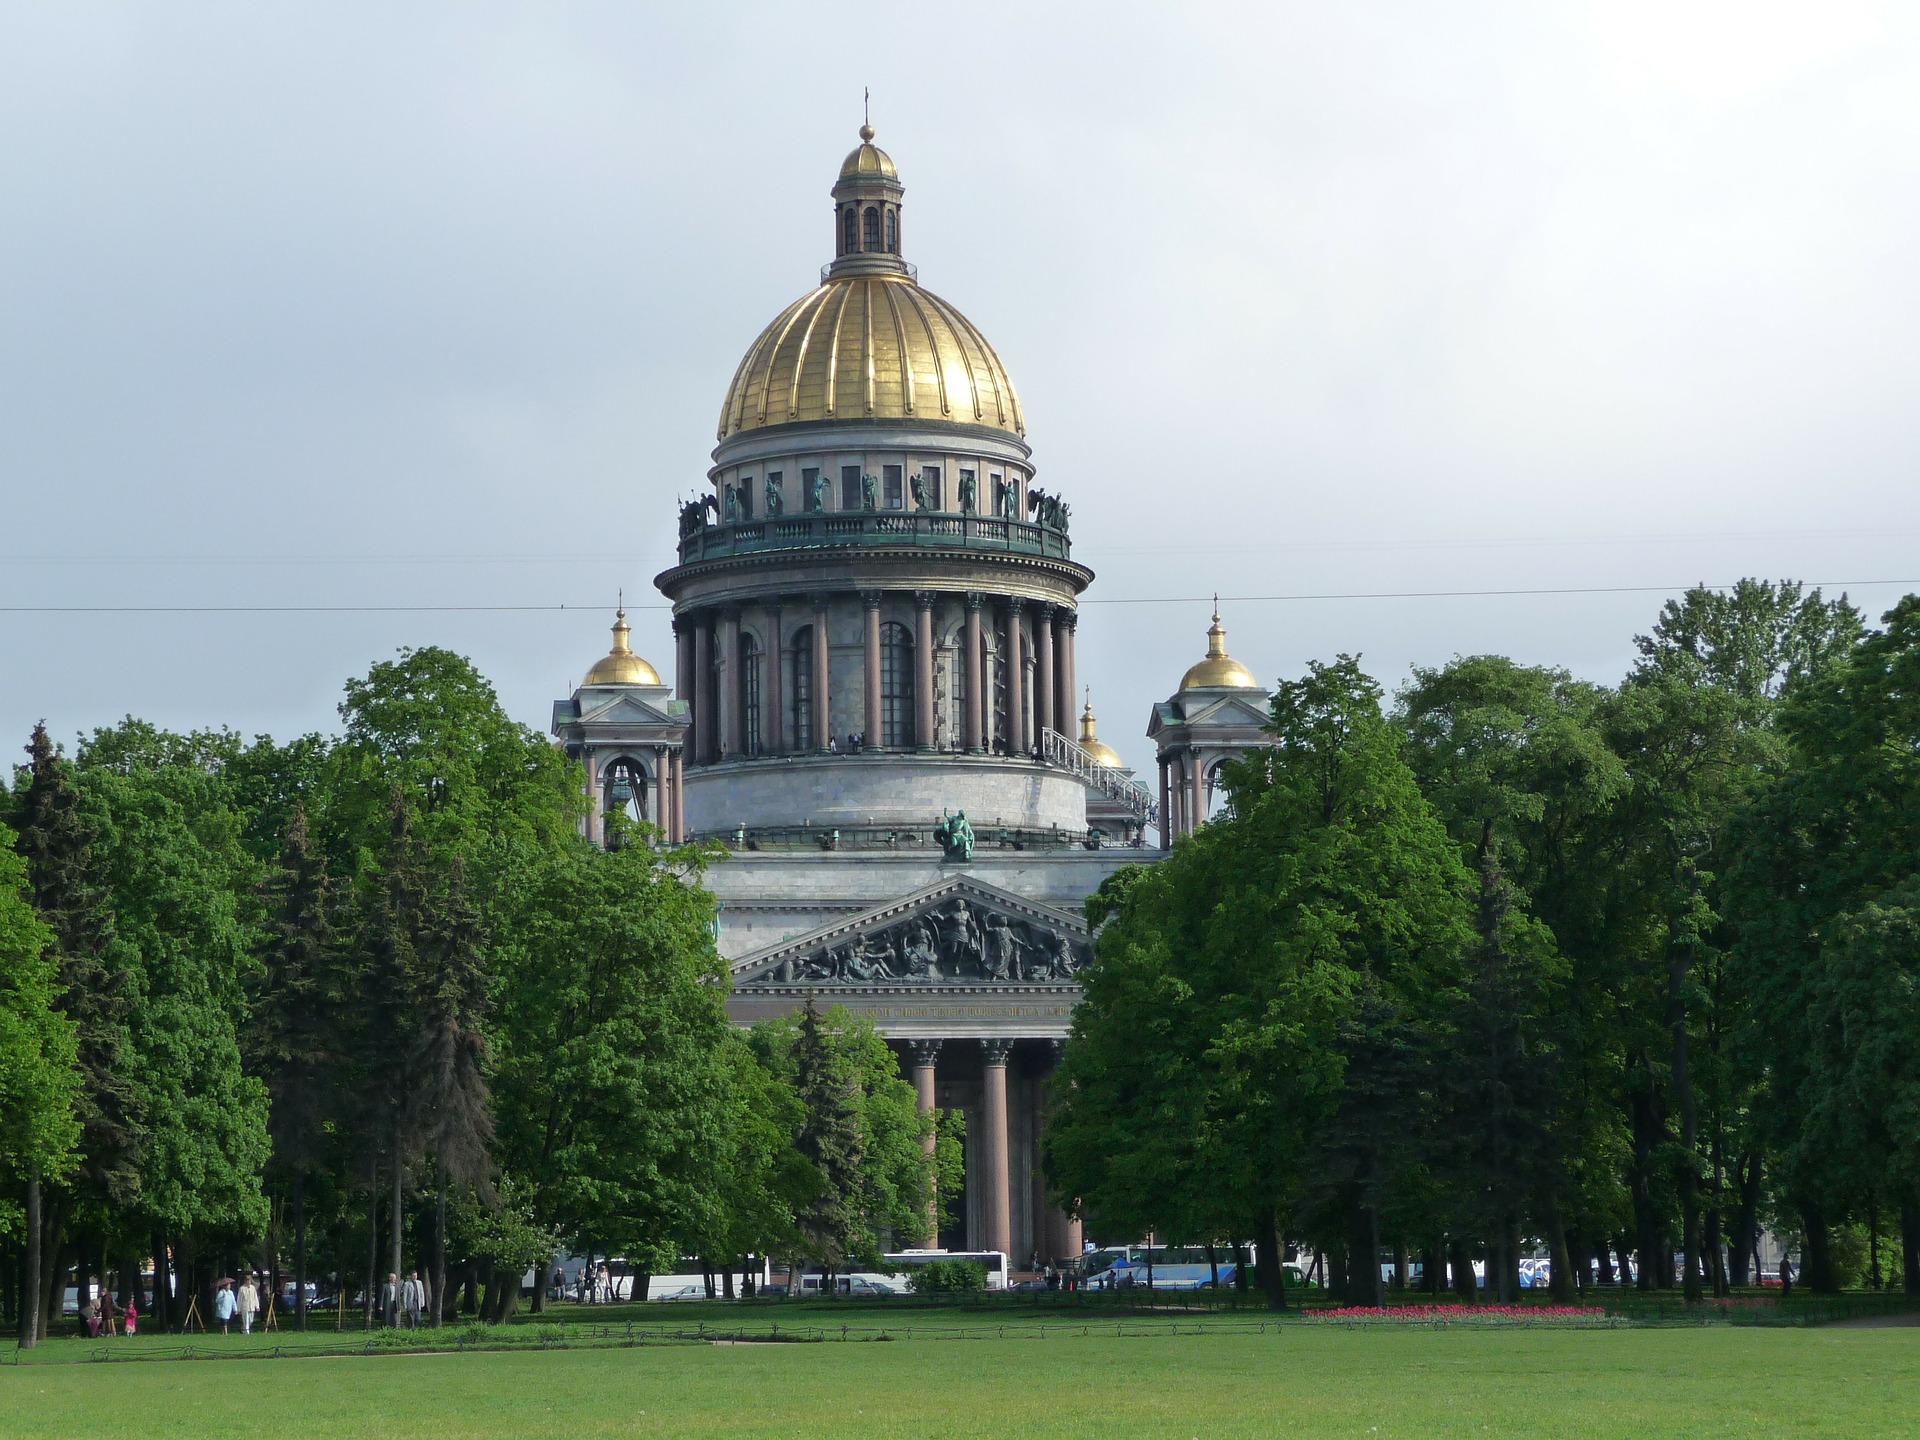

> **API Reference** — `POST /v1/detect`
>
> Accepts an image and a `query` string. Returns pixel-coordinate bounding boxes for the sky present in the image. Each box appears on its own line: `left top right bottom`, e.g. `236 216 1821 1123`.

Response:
4 1 1919 778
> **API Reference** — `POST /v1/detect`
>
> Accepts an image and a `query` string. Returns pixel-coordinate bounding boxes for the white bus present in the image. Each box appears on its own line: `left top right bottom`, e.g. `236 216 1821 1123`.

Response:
879 1249 1010 1292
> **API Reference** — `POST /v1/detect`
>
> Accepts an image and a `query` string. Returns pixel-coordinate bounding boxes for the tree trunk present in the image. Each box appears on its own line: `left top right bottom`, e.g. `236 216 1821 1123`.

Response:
1547 1216 1574 1302
1728 1153 1761 1287
19 1177 40 1349
1799 1199 1838 1294
292 1173 308 1331
1450 1238 1476 1302
364 1155 379 1329
1628 1073 1664 1291
1668 933 1702 1303
530 1253 550 1315
1257 1209 1287 1311
432 1165 448 1329
387 1144 404 1304
1421 1240 1442 1295
1901 1204 1920 1297
1392 1241 1407 1291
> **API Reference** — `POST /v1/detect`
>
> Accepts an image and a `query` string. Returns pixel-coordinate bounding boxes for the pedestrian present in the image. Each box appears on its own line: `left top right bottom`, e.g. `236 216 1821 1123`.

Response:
83 1291 101 1338
237 1274 260 1336
1780 1253 1794 1299
123 1297 138 1336
381 1271 400 1328
402 1270 424 1329
214 1279 236 1335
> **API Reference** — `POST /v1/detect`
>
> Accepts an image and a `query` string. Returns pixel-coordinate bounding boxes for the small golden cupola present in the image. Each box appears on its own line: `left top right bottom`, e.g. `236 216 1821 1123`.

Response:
1179 606 1259 691
1077 693 1125 769
583 607 662 686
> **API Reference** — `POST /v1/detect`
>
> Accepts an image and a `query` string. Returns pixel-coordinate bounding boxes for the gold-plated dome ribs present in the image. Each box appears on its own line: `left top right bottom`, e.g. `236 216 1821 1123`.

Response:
717 276 1024 441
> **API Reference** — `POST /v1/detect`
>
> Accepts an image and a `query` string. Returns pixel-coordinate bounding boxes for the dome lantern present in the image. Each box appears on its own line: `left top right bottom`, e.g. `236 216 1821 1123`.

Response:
1077 691 1125 769
828 120 908 280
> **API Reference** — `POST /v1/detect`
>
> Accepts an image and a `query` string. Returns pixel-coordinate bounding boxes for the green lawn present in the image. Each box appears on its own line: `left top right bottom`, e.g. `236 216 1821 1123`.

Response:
3 1320 1916 1439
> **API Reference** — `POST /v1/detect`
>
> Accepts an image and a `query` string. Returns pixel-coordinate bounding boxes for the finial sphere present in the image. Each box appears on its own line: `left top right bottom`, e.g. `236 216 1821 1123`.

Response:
859 123 875 141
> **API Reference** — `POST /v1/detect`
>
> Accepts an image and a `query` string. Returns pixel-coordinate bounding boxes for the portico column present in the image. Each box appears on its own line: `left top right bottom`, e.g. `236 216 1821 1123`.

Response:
1158 756 1172 846
651 745 667 839
674 617 693 707
764 600 785 754
720 608 742 758
1057 611 1077 744
963 593 985 753
982 1038 1013 1262
1189 748 1205 831
811 597 831 750
1005 598 1027 756
862 591 884 746
909 1040 942 1244
1034 603 1056 741
914 592 936 750
692 616 715 765
669 747 685 843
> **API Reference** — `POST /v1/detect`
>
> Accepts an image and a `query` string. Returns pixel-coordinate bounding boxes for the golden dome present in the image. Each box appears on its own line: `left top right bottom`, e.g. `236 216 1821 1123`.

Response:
840 124 897 180
583 608 661 686
1179 608 1259 691
1077 694 1125 769
718 275 1023 440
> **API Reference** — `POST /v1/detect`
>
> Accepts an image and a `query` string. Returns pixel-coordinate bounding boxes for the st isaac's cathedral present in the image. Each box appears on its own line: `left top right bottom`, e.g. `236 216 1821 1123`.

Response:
550 125 1276 1271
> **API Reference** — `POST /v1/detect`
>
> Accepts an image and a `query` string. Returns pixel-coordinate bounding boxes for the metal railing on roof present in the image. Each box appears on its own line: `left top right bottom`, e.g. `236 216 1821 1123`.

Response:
1041 728 1157 824
676 511 1072 565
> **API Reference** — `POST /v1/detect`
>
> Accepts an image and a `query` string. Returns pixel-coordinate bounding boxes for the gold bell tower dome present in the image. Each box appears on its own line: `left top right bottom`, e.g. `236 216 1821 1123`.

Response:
1179 606 1260 691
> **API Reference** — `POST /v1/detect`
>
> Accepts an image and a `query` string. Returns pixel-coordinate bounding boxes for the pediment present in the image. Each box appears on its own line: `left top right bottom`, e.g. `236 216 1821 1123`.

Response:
1179 692 1272 728
577 692 683 727
731 875 1091 990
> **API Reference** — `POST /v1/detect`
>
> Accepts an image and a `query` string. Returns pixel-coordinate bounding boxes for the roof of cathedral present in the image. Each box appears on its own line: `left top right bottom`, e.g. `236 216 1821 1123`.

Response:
1078 695 1125 769
1179 608 1260 691
582 608 662 687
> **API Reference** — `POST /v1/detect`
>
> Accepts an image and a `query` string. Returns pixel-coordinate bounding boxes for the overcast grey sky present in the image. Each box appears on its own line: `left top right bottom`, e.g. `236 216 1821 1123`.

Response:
4 2 1918 776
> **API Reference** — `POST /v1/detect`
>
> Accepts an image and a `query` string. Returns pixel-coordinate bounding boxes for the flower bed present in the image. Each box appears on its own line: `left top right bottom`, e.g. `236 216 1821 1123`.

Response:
1303 1304 1613 1326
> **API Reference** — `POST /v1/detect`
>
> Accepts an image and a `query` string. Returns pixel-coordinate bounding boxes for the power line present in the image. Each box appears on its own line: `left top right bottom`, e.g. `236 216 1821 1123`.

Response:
3 579 1914 615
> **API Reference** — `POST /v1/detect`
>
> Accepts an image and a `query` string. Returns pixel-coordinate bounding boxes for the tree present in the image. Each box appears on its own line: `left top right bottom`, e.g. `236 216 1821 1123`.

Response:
0 819 81 1348
1051 657 1473 1308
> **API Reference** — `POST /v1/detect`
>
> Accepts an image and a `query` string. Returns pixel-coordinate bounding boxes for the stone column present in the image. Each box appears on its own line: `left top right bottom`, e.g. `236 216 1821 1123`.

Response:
862 591 884 746
651 746 667 837
1057 611 1077 743
720 608 742 758
1158 756 1172 845
909 1040 942 1244
1005 599 1027 756
914 592 936 750
963 593 985 753
692 616 715 765
981 1038 1013 1263
1034 603 1056 742
811 597 831 751
674 616 693 707
670 747 685 843
1189 749 1206 831
764 599 785 754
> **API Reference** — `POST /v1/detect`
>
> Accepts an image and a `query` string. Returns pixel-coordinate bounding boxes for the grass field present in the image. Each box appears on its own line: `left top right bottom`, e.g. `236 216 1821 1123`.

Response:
3 1306 1916 1440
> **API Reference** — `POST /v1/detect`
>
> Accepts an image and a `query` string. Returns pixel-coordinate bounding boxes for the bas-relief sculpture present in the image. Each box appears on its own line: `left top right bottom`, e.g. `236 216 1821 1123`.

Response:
765 899 1090 986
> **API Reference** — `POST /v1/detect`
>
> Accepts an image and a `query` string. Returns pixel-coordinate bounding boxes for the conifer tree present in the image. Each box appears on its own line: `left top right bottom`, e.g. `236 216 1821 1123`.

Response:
789 999 866 1276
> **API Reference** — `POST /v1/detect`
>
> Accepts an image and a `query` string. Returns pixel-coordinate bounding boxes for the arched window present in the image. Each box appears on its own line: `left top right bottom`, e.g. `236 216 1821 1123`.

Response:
601 755 648 849
863 206 881 251
842 207 856 256
790 626 813 750
885 208 897 253
880 622 914 748
740 633 763 757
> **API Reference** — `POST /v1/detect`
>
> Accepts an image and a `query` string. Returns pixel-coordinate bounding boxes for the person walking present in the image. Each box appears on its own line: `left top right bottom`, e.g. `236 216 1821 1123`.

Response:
122 1297 138 1336
402 1270 424 1329
214 1279 236 1335
381 1272 400 1328
1780 1253 1794 1299
237 1274 260 1335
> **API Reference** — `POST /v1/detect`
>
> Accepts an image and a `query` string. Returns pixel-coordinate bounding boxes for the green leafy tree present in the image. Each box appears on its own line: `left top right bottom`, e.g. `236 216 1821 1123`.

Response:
0 819 81 1347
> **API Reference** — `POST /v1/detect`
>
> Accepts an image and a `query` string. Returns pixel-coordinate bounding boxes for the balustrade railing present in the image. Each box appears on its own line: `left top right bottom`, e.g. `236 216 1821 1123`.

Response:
1040 728 1157 824
677 510 1072 564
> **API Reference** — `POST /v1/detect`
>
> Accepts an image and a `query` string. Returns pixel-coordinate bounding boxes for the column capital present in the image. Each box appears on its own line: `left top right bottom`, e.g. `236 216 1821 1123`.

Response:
1035 600 1056 619
907 1039 943 1069
914 589 938 611
981 1037 1014 1067
860 589 885 610
964 591 986 612
1006 596 1028 616
1059 608 1078 632
812 592 832 615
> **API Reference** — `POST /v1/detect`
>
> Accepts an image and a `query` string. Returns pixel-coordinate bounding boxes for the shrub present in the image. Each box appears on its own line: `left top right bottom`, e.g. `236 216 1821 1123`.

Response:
907 1260 988 1295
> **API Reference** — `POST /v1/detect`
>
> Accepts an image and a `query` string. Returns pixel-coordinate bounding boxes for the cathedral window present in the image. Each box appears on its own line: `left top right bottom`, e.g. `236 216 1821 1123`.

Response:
880 622 914 749
923 464 943 510
863 206 880 251
739 476 754 520
740 633 763 756
840 465 862 511
791 627 813 750
802 466 821 511
885 208 897 253
842 207 856 255
883 465 903 509
601 756 647 848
